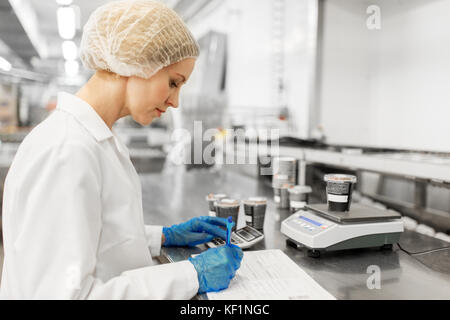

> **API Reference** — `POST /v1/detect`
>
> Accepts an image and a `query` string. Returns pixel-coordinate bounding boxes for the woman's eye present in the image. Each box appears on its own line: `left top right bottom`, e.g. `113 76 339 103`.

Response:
170 80 178 88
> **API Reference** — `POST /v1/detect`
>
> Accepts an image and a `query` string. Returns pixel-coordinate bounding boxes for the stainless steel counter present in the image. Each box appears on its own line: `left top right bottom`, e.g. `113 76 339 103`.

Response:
140 167 450 300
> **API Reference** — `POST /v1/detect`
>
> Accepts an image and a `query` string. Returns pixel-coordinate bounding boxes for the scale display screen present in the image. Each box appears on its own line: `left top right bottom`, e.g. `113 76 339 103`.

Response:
236 229 253 241
299 216 323 227
236 227 262 241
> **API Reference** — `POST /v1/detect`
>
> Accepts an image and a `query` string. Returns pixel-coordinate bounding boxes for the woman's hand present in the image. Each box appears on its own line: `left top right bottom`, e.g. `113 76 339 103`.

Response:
162 216 232 247
188 244 243 293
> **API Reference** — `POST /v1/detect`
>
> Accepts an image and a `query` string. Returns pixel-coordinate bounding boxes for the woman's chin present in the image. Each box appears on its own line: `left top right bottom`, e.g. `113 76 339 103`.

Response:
132 114 153 126
142 118 154 126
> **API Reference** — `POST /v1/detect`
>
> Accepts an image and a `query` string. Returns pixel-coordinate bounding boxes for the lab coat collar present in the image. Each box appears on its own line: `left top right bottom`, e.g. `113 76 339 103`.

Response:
111 132 130 159
56 92 114 142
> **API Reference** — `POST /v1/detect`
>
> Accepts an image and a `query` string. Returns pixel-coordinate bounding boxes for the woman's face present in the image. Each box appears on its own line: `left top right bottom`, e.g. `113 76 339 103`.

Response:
124 58 196 126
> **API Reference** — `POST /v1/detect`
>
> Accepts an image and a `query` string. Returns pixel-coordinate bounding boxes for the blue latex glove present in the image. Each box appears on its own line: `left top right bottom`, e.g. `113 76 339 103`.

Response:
188 244 244 293
162 216 233 247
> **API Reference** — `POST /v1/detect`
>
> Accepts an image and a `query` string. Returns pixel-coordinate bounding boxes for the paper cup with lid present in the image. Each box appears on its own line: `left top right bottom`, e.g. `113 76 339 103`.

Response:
273 183 291 209
288 185 312 213
205 193 227 216
215 198 240 231
272 156 297 186
243 197 267 230
324 174 357 212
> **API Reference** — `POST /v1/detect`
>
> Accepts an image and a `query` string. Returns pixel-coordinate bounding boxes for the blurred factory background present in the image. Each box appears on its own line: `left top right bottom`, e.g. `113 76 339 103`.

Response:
0 0 449 250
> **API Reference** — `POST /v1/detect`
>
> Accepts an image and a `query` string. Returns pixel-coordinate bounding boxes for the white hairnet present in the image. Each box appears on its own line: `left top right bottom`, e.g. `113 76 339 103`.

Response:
79 0 200 79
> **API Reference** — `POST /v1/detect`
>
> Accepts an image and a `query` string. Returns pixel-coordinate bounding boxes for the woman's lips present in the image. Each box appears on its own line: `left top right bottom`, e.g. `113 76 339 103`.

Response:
155 108 165 117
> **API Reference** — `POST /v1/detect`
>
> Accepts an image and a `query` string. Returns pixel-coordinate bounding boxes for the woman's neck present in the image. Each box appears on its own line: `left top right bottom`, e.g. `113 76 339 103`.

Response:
76 71 130 130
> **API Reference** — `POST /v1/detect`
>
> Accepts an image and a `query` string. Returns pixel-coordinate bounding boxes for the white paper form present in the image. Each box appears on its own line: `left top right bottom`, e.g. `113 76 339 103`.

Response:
206 249 336 300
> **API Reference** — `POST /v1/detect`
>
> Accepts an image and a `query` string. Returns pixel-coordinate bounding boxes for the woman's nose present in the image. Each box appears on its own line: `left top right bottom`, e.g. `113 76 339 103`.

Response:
166 91 180 109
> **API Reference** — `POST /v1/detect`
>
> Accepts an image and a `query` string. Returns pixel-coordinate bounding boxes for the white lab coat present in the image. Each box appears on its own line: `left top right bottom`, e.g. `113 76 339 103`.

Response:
0 92 199 299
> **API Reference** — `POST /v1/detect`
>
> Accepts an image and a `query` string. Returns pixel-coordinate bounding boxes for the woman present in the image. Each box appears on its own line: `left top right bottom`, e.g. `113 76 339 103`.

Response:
0 0 242 299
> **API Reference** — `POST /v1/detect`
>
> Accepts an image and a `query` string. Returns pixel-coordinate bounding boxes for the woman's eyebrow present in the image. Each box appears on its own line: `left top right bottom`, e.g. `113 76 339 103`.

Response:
176 73 186 83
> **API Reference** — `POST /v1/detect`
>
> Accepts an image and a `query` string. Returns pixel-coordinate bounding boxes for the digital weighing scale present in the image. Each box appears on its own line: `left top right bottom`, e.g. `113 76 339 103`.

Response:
281 203 404 257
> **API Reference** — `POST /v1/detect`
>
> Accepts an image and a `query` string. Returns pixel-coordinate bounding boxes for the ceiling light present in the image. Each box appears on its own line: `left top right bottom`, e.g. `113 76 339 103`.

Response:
62 41 78 60
8 0 47 58
0 57 12 71
57 6 76 39
65 60 79 76
56 0 73 5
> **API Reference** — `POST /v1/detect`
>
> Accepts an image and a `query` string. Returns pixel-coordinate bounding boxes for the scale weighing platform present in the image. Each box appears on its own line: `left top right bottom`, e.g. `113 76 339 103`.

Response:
281 203 404 257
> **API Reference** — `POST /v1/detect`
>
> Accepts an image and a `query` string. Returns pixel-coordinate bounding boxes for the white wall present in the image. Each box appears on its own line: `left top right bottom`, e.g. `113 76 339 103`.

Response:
318 0 450 152
188 0 273 109
186 0 318 138
284 0 317 137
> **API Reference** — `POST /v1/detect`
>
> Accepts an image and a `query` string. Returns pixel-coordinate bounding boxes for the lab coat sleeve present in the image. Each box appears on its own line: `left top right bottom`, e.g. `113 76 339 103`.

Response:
87 260 199 300
8 142 199 299
143 225 163 257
